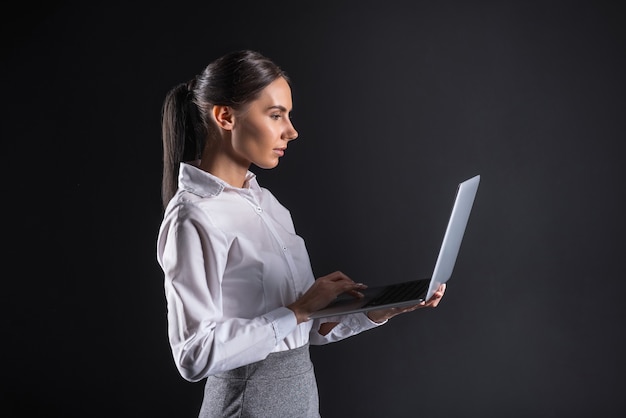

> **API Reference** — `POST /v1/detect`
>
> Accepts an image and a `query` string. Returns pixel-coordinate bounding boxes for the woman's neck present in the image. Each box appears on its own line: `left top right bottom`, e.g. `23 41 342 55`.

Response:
198 152 250 189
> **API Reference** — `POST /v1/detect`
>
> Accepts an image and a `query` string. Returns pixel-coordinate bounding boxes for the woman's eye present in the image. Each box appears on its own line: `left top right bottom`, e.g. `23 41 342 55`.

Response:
270 114 281 120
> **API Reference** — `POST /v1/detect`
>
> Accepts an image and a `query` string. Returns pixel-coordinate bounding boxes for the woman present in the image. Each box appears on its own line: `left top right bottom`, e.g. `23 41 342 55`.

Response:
156 49 445 417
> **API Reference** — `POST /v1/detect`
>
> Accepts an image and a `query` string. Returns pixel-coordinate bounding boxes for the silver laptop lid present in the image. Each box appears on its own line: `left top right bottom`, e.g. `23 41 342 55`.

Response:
425 174 480 300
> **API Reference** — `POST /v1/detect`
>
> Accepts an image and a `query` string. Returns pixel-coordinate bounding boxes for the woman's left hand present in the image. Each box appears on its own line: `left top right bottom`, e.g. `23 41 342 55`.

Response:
366 283 446 324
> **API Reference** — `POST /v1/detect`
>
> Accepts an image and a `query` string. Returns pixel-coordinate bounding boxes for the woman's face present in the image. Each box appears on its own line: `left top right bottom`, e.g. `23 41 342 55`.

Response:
230 77 298 169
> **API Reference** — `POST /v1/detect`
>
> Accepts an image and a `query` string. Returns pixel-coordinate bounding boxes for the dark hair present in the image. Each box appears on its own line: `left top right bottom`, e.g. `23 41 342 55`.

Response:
160 50 289 208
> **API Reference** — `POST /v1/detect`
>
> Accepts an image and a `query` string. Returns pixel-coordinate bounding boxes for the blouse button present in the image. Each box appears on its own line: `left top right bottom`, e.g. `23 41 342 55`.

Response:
256 206 263 213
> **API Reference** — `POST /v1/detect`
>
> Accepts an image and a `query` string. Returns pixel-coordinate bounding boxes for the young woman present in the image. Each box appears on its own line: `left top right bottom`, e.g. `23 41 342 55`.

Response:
157 49 446 417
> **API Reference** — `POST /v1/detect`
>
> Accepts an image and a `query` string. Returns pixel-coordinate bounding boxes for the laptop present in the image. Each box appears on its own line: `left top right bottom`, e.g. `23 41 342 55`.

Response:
308 174 480 320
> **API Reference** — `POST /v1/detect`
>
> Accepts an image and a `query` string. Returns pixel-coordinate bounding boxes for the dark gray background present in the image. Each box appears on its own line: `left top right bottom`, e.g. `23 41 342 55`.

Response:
3 1 624 417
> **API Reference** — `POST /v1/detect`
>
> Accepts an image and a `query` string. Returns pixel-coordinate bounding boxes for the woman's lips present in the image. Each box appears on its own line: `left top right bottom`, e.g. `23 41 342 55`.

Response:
274 148 285 157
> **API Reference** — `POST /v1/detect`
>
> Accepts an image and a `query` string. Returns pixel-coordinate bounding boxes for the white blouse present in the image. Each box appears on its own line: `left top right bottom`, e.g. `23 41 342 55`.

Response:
157 163 382 382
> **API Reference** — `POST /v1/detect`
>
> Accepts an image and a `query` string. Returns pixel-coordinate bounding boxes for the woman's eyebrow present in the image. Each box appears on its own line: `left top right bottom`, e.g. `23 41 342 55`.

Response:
267 105 289 112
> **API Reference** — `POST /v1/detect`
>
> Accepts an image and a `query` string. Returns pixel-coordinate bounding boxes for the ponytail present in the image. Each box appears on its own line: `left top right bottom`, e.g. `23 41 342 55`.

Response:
160 81 205 209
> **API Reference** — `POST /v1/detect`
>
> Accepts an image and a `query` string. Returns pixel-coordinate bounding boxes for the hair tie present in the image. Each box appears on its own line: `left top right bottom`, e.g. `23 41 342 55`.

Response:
186 76 197 92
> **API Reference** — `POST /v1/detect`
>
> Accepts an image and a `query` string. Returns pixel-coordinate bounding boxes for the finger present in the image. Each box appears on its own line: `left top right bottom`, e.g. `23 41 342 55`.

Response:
325 275 355 287
342 283 367 297
429 293 444 307
345 289 365 298
327 270 352 282
339 281 366 291
426 285 445 302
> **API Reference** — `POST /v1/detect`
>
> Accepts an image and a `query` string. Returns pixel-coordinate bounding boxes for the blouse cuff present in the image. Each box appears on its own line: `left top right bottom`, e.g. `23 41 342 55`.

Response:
262 307 298 345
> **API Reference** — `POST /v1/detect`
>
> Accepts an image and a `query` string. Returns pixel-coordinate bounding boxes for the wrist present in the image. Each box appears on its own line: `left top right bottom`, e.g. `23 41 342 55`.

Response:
367 311 388 324
287 303 309 324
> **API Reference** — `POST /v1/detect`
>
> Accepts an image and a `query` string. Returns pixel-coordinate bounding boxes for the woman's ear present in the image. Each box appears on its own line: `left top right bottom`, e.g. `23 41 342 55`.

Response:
213 105 234 130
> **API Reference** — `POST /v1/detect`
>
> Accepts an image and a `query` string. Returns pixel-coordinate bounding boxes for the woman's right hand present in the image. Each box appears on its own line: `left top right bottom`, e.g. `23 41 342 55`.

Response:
287 271 367 323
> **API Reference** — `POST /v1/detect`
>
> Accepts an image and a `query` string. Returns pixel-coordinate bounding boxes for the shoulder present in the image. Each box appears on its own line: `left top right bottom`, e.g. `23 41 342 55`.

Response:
159 191 221 236
158 192 231 251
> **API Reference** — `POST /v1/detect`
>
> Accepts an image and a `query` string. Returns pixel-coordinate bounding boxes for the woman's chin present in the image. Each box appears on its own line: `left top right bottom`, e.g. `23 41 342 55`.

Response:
256 159 280 170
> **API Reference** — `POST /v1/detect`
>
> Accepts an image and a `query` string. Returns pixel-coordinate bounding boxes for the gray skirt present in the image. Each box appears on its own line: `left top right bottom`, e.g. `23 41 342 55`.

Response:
199 344 320 418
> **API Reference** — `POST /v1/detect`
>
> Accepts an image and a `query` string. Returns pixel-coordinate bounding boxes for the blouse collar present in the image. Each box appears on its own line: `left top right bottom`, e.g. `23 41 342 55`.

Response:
177 162 259 198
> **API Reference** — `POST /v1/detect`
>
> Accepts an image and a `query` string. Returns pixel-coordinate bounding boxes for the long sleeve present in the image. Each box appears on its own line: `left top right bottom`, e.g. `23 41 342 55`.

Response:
158 202 298 382
308 313 385 345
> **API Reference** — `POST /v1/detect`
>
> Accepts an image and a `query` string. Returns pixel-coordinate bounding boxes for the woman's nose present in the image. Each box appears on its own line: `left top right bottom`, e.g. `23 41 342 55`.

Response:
286 122 298 141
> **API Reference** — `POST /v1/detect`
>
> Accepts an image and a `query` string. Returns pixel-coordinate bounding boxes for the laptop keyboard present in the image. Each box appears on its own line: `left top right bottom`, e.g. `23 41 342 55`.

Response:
362 280 429 308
